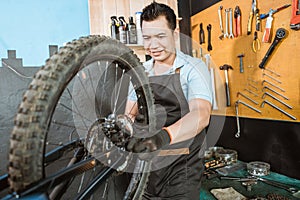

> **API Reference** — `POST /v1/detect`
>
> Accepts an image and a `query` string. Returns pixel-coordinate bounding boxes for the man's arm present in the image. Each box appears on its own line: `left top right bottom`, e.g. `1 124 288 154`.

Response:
167 98 211 144
125 100 138 121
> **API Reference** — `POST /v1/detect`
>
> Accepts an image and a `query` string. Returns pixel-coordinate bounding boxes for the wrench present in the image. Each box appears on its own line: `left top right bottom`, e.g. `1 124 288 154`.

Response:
218 6 224 39
262 86 289 100
224 9 229 38
234 101 241 138
261 100 296 120
262 92 292 109
229 8 234 38
237 92 259 105
207 24 213 51
235 100 261 138
259 28 288 69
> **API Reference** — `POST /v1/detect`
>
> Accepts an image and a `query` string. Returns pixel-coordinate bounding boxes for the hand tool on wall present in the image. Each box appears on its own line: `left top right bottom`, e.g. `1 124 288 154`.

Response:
262 72 282 84
234 6 242 37
262 79 285 92
247 82 258 91
262 9 275 43
252 31 261 52
218 6 224 39
234 101 241 138
207 24 213 51
262 92 292 109
247 0 259 35
199 47 203 59
229 8 234 38
224 9 229 38
290 0 300 30
262 86 289 100
237 54 245 73
244 88 258 97
199 23 205 44
205 54 218 110
255 7 261 31
260 4 291 19
237 92 258 105
264 68 281 77
261 100 296 120
259 28 288 69
235 100 261 138
219 64 233 106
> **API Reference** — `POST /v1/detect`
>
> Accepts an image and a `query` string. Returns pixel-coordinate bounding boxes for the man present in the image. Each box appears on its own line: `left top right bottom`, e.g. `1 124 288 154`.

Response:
125 2 213 199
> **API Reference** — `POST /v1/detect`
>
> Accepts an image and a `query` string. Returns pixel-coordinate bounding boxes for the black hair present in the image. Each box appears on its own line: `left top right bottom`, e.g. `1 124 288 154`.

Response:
141 2 176 31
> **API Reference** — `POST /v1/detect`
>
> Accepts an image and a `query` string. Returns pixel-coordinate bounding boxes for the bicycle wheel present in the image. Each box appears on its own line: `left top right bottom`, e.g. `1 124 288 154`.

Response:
8 35 155 199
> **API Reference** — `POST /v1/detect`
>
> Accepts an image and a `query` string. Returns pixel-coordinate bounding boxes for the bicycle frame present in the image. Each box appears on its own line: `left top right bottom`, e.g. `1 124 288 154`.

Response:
1 139 125 200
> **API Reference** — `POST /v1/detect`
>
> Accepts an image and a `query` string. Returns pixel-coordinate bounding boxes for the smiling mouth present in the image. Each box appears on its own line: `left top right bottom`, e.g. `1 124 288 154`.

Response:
150 50 163 55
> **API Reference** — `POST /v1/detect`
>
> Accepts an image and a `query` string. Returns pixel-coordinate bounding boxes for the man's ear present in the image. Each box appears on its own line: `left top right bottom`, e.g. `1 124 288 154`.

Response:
173 29 179 40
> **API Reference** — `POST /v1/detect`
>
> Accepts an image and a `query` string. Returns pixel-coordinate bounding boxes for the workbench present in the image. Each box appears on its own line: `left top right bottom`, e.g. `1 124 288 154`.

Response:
200 164 300 199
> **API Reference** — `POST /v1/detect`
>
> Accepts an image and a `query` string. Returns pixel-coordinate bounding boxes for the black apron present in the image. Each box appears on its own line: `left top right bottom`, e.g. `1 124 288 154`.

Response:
143 70 206 200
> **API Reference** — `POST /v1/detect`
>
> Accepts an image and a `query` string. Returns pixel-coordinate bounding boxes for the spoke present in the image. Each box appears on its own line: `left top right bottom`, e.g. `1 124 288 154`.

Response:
113 68 125 115
113 63 118 115
87 68 96 97
98 61 109 116
77 72 94 109
59 102 92 126
66 88 90 129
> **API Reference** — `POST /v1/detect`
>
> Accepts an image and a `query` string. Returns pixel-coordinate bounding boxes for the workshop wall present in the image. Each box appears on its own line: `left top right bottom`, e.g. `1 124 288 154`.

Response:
191 0 300 122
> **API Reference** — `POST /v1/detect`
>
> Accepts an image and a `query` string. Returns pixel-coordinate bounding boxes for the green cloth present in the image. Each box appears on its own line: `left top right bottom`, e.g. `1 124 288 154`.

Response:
200 166 300 200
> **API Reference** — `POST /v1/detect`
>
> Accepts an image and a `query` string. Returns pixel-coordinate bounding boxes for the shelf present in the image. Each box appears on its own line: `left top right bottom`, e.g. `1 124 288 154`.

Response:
126 44 144 50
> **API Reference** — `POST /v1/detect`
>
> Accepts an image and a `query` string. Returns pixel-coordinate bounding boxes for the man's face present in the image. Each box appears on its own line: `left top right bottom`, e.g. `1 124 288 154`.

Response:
142 16 176 63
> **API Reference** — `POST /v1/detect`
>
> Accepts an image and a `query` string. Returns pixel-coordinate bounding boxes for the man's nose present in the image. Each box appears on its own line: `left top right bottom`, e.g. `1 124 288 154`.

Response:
149 38 159 48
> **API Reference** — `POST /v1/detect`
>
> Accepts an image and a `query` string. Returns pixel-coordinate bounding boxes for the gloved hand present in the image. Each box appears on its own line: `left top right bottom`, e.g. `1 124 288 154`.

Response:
126 125 171 153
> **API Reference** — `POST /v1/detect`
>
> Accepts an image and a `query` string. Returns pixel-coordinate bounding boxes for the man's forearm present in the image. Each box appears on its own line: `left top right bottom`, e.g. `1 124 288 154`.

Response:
167 99 211 144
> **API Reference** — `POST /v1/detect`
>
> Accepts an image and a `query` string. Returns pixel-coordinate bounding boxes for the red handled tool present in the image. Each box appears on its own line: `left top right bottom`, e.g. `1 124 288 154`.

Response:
290 0 300 30
234 6 242 37
262 9 275 43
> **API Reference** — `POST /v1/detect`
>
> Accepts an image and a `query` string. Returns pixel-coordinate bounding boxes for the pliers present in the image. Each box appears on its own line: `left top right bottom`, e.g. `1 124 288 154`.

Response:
247 0 260 35
252 31 261 52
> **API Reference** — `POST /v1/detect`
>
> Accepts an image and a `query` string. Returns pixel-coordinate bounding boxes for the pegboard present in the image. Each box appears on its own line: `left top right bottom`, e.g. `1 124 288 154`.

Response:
191 0 300 122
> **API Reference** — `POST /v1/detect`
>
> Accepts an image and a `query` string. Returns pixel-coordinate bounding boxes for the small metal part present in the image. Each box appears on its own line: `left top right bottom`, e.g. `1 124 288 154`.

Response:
262 79 285 92
242 180 257 191
236 100 262 113
261 100 296 120
263 68 281 77
244 88 258 97
262 72 282 84
262 92 292 109
262 86 289 100
237 92 259 105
